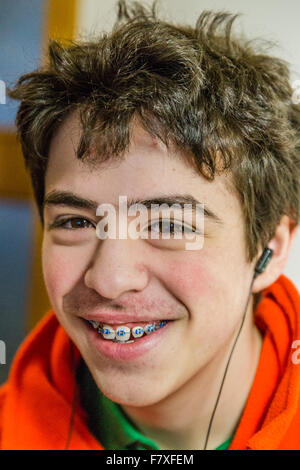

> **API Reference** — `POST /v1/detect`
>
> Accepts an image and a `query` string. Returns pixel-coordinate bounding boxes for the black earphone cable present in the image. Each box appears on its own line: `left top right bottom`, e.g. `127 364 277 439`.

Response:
203 274 256 450
203 247 273 450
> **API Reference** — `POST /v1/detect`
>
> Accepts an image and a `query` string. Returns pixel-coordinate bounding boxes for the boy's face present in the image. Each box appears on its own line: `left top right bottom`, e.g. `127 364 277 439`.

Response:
42 113 256 406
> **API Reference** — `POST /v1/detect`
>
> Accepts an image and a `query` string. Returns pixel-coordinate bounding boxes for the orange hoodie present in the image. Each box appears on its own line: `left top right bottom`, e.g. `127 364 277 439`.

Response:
0 274 300 450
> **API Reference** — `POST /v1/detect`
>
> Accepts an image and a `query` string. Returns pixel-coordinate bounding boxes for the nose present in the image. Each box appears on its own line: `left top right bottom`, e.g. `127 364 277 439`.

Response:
84 238 149 299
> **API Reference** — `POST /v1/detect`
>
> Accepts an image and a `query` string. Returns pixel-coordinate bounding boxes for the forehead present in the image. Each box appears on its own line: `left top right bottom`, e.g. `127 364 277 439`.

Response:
46 112 240 218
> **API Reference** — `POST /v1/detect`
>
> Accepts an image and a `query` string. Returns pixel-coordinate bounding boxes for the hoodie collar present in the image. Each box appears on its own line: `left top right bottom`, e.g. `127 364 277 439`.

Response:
229 274 300 449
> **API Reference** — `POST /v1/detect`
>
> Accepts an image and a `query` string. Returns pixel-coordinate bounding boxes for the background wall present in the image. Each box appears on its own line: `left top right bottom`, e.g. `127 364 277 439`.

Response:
76 0 300 290
0 0 46 127
0 0 47 385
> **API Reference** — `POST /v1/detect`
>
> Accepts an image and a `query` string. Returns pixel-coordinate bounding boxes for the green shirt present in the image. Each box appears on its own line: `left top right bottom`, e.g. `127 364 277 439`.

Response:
77 359 233 450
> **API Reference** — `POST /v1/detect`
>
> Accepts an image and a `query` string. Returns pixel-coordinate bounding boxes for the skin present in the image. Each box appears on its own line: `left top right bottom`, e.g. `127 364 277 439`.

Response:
42 111 297 450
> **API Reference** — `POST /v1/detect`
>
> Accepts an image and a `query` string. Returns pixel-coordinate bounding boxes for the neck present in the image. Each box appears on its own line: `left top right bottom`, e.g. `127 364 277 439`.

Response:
121 301 263 450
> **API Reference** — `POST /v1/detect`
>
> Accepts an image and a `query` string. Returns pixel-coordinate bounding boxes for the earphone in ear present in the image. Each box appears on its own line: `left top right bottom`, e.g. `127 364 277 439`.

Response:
254 247 274 279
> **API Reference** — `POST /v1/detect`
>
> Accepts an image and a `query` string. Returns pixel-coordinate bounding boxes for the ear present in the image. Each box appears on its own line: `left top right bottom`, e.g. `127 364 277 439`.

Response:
252 215 298 293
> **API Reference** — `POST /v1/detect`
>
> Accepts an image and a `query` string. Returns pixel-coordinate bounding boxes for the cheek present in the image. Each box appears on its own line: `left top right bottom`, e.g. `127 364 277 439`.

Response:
163 255 244 360
163 255 216 304
160 251 237 337
42 241 87 305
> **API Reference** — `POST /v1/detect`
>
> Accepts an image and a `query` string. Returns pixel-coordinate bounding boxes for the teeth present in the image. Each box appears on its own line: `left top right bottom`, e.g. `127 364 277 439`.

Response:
101 325 116 340
132 326 144 338
88 320 100 329
115 326 131 342
144 324 156 334
88 319 168 341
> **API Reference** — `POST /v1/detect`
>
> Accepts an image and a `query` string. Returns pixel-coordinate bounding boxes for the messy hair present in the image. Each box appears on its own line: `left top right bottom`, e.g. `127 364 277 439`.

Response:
7 0 300 264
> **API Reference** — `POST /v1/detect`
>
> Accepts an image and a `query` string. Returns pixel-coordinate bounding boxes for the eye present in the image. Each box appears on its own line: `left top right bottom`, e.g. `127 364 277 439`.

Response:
144 217 203 251
49 217 95 230
148 219 195 235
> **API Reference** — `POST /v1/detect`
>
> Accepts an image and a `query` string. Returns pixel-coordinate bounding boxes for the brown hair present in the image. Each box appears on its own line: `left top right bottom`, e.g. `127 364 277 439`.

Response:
7 0 300 265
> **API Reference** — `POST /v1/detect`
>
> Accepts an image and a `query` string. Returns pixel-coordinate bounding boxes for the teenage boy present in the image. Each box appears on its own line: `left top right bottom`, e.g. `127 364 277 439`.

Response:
1 1 300 450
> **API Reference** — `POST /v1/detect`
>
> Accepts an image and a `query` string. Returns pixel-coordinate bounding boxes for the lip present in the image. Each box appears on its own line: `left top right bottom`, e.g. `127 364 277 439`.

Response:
82 318 173 361
82 313 175 324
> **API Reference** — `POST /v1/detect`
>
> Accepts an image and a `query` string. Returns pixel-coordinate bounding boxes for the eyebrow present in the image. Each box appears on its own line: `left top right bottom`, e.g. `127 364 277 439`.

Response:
43 190 223 224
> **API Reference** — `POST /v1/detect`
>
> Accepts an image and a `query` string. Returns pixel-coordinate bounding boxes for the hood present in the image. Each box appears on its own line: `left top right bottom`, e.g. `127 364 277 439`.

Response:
229 274 300 450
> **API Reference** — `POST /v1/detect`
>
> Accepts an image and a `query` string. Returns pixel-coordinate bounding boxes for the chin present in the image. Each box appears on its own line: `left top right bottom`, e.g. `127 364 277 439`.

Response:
92 372 168 408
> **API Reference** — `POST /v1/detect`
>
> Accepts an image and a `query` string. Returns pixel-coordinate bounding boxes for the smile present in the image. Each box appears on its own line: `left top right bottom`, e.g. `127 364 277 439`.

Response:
87 320 168 343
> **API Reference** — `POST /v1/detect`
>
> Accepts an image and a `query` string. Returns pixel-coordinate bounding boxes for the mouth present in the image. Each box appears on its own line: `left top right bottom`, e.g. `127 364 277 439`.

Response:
86 319 169 343
81 317 174 361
